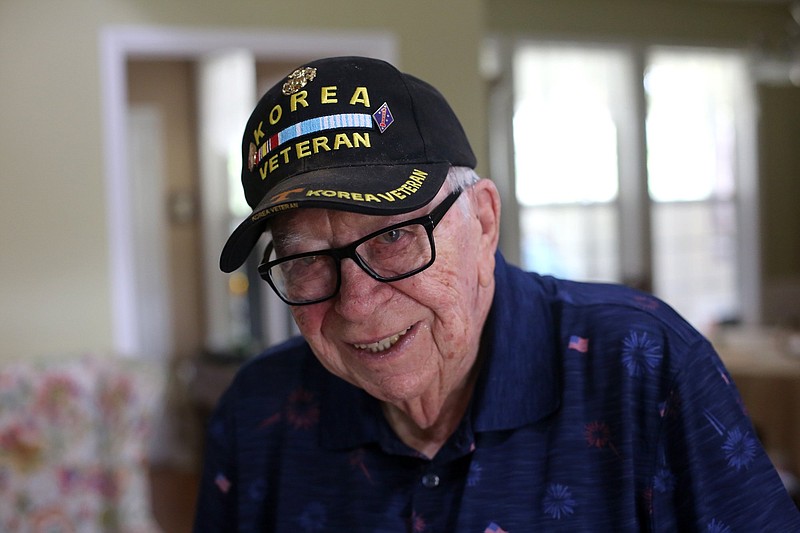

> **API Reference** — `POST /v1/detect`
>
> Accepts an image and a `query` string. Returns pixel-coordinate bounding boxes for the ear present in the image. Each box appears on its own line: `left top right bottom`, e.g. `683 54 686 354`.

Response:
470 179 501 287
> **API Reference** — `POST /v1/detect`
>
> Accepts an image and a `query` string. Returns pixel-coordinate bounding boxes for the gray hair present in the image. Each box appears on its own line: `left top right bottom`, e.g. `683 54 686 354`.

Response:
445 166 481 218
445 166 481 192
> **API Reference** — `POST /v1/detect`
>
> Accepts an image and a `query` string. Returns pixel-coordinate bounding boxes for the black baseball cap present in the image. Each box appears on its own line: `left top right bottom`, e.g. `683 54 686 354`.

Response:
219 56 476 273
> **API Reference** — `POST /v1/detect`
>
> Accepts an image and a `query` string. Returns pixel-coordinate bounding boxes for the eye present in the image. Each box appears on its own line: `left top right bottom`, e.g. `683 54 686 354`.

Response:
280 255 324 278
378 229 403 244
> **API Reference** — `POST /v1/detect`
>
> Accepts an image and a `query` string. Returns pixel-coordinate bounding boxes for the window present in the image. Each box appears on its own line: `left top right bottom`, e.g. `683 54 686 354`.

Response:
510 42 753 332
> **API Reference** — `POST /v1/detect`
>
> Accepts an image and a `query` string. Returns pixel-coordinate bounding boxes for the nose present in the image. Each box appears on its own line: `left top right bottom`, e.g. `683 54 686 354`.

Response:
333 258 392 320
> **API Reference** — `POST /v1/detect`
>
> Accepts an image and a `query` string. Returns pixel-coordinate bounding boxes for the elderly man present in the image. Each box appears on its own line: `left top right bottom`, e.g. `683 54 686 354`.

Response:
194 57 799 531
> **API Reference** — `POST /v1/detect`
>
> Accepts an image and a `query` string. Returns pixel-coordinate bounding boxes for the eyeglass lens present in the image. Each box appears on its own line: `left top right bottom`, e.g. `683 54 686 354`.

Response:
267 223 434 304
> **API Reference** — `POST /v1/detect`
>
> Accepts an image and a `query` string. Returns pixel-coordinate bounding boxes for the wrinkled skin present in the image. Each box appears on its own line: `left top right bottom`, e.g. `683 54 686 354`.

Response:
269 179 501 457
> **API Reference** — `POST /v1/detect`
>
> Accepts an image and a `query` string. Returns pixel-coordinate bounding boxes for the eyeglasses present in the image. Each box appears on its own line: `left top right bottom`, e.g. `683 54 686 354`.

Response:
258 189 463 305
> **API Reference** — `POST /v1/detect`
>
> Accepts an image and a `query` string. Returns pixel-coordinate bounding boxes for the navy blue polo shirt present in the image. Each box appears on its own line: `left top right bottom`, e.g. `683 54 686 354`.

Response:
194 252 800 532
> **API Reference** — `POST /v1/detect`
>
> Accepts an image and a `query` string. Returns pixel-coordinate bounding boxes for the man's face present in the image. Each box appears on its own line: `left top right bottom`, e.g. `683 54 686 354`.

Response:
268 180 499 409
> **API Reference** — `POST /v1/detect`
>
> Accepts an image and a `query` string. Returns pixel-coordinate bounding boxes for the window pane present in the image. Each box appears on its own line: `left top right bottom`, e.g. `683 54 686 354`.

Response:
652 201 738 330
645 50 741 202
514 46 622 206
520 204 619 281
513 44 624 280
646 49 745 330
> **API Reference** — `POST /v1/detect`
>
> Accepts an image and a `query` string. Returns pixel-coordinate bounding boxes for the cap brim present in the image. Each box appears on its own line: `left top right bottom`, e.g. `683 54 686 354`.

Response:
219 161 449 272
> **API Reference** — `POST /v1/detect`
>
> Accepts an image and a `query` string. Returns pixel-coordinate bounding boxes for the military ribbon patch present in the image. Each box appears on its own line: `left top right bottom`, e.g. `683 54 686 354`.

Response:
251 112 373 169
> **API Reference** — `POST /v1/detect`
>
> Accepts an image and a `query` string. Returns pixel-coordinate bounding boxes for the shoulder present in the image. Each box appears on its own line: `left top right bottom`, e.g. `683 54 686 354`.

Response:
519 272 715 388
497 255 699 345
493 257 710 374
544 275 704 353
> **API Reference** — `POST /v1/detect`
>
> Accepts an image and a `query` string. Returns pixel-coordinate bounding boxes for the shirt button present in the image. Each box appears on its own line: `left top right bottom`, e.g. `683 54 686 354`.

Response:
421 473 440 488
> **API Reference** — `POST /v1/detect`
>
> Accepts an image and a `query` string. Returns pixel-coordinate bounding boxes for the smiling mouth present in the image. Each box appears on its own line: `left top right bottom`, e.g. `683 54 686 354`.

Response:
353 327 412 354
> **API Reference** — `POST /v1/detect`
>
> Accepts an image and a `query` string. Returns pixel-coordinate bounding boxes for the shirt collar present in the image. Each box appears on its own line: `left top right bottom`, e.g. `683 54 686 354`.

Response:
470 252 561 432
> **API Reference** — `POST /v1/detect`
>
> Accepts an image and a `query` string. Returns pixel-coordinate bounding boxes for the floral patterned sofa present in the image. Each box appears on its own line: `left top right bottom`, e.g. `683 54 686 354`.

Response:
0 355 162 532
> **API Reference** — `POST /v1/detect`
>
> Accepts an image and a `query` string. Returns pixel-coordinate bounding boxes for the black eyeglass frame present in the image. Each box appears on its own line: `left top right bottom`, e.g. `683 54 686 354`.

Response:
258 188 463 306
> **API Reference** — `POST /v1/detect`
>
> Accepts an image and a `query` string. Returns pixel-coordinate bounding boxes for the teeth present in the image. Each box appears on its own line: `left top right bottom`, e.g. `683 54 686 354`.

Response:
354 327 411 353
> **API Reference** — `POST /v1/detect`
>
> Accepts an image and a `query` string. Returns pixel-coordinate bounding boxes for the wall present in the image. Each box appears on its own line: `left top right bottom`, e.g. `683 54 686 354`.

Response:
1 1 114 357
759 83 800 326
759 83 800 282
0 0 485 357
485 0 789 44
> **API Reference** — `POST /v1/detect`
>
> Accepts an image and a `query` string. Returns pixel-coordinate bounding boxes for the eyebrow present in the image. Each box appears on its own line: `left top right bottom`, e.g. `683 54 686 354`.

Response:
271 230 310 255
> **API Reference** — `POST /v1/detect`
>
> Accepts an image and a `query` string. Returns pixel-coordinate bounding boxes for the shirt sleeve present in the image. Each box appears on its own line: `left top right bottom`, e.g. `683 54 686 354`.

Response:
193 386 239 532
652 339 800 531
